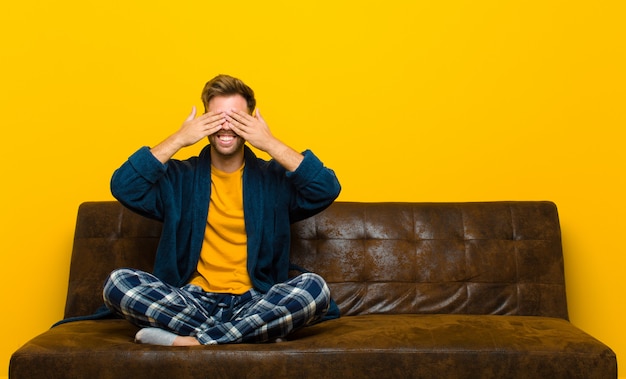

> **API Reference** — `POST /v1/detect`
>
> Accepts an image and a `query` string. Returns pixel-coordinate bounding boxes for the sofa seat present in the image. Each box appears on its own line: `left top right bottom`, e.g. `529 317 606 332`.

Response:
11 314 613 379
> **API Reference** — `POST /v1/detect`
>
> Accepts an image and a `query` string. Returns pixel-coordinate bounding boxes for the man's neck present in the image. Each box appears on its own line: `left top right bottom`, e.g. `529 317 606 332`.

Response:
210 148 245 173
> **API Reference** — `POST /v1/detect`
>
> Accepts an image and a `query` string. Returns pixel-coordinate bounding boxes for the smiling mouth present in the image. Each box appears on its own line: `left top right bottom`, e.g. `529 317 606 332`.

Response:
215 134 238 144
217 134 237 143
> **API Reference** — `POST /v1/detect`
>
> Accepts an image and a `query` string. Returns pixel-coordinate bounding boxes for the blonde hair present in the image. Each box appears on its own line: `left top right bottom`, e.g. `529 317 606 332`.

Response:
201 74 256 114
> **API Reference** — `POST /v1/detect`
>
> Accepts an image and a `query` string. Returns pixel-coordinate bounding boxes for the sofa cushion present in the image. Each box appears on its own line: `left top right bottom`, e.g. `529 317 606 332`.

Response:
11 315 615 379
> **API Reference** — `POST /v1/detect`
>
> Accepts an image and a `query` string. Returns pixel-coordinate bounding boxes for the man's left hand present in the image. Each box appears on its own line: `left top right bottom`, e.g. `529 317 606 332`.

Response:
225 108 304 172
226 109 277 153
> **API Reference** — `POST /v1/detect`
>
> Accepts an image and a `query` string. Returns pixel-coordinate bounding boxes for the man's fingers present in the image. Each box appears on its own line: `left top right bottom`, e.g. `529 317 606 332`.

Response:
225 113 244 131
255 108 264 122
228 109 254 123
196 111 226 130
185 106 197 122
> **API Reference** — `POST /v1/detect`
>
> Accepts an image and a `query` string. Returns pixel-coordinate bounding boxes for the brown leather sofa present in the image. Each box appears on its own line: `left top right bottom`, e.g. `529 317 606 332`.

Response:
11 201 616 378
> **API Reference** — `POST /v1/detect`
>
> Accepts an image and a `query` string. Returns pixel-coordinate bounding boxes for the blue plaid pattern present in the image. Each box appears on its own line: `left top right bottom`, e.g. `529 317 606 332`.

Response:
103 269 330 345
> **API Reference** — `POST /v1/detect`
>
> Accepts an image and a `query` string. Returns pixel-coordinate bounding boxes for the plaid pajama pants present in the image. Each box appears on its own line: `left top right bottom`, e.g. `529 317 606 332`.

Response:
103 268 330 345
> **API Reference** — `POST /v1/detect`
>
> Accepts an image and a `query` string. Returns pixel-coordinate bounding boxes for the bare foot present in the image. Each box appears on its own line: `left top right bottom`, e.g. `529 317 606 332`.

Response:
172 336 201 346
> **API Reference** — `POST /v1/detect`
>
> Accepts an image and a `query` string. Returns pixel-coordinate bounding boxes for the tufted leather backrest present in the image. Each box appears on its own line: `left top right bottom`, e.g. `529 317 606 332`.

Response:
64 201 568 320
289 202 568 319
64 202 162 318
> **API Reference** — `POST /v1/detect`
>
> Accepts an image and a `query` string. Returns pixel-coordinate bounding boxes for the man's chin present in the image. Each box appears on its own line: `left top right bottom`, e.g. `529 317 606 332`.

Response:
210 142 244 157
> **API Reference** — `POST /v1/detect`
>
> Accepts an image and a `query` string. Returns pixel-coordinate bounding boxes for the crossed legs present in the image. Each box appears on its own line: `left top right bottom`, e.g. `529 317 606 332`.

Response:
103 268 330 345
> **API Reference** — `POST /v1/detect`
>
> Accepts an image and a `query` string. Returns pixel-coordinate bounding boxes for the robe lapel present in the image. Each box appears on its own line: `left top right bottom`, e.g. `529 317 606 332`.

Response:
243 146 263 281
188 146 213 281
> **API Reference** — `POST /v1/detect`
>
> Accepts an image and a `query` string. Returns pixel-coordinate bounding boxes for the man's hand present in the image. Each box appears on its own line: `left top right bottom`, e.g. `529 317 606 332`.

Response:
226 109 304 171
150 106 225 164
225 109 276 153
175 106 226 148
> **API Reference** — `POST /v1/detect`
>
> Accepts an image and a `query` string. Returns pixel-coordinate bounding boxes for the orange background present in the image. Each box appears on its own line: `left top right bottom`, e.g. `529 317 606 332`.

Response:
1 1 624 377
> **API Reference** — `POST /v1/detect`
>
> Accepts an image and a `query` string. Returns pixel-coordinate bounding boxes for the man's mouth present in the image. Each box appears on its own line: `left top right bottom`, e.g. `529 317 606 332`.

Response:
217 134 237 142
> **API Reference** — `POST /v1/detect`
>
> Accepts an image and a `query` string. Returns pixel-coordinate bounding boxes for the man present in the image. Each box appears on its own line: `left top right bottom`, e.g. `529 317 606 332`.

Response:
103 74 341 346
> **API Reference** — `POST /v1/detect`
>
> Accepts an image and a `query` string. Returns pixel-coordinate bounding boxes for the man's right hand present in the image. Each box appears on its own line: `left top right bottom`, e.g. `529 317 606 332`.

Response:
150 106 226 163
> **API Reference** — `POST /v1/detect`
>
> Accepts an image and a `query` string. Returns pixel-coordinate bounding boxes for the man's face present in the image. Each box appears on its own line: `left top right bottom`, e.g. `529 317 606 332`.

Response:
206 94 248 157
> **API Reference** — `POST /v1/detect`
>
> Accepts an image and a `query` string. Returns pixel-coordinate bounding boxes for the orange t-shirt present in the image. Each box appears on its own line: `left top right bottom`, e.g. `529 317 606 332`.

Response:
188 164 252 294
